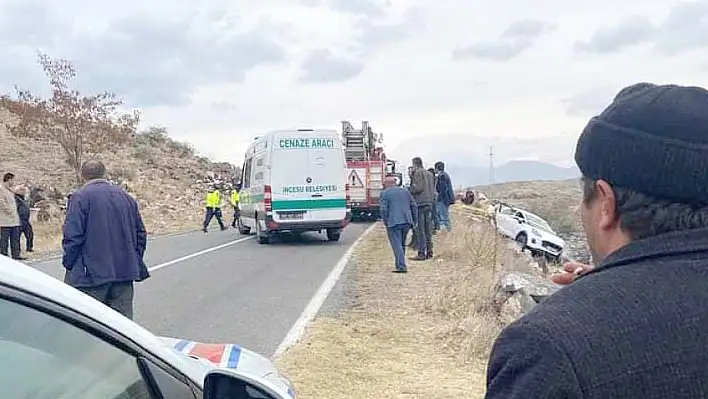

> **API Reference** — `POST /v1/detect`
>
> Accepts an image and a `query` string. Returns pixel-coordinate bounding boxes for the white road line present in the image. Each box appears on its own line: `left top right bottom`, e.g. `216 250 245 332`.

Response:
148 236 255 272
273 223 378 359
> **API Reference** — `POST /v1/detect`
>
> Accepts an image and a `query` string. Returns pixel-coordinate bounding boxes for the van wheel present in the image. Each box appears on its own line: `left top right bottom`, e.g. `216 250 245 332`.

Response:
327 228 341 242
256 220 270 244
237 218 251 235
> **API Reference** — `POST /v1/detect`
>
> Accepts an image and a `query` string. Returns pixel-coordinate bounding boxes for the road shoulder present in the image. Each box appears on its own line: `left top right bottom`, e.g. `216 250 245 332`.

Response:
276 207 501 398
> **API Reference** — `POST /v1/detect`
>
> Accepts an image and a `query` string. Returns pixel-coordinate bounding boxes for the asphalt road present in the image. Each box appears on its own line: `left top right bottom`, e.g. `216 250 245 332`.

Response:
30 223 371 357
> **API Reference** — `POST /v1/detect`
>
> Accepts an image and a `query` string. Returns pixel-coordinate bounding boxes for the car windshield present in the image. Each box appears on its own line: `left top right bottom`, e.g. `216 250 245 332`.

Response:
525 213 554 233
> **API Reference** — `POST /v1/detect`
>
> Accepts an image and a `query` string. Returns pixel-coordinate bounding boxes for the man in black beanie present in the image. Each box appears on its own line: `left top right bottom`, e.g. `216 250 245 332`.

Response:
485 83 708 398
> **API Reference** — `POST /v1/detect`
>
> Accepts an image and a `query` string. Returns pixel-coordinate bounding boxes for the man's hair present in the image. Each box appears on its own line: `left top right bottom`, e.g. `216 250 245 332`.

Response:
81 160 106 181
412 157 423 167
434 161 444 171
581 175 708 240
427 168 435 174
2 173 14 182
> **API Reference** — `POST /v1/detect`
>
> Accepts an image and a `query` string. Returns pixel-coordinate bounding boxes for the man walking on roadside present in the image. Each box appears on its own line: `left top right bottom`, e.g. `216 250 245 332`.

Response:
14 185 33 253
230 184 241 229
62 160 149 319
486 83 708 398
434 161 455 232
380 176 417 273
408 157 436 260
0 173 22 260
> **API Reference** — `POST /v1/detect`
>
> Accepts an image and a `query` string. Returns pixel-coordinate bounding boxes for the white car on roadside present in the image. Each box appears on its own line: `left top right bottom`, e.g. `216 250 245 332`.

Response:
492 202 566 261
0 255 296 399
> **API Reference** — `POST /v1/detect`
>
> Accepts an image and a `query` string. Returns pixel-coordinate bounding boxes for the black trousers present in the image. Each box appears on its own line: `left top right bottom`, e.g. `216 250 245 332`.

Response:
231 206 240 227
19 221 33 251
77 282 135 319
0 226 20 259
203 207 225 230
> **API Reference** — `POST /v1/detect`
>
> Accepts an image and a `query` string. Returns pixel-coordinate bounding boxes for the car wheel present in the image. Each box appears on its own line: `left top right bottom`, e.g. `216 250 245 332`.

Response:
237 218 251 235
515 232 528 248
326 228 341 242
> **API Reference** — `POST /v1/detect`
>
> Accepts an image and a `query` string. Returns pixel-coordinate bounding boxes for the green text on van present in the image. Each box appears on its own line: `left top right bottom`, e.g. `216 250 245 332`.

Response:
277 138 335 149
283 185 338 194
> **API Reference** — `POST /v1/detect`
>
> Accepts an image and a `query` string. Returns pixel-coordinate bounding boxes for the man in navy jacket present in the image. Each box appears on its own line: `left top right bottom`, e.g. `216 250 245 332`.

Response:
62 160 149 319
486 83 708 398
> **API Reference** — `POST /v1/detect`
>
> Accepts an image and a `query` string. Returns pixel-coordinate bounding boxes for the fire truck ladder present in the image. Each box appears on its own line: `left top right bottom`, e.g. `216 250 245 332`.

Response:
342 120 373 161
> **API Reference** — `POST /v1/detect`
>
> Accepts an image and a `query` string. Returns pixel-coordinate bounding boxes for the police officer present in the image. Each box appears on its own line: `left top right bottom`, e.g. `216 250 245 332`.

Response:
203 186 226 233
230 185 241 229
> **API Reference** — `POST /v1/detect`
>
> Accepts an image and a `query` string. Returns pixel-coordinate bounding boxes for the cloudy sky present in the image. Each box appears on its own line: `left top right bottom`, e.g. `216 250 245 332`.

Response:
1 0 706 166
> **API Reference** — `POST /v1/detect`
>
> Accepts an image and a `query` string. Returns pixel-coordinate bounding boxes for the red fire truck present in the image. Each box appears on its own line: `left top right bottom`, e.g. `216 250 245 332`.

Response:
341 120 402 221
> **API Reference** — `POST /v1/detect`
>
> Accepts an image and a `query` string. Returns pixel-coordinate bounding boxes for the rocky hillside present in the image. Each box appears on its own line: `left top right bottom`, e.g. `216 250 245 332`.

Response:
473 179 591 263
1 107 240 256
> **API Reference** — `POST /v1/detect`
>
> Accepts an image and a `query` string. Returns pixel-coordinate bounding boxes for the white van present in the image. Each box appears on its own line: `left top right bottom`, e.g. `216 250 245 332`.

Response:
238 129 351 244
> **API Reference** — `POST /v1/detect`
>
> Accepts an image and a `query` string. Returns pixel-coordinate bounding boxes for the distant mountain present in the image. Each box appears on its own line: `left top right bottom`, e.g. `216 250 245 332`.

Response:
445 160 580 187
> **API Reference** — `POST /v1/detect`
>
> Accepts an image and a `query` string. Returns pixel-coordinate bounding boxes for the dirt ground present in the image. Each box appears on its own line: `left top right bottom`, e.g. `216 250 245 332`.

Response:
276 206 508 398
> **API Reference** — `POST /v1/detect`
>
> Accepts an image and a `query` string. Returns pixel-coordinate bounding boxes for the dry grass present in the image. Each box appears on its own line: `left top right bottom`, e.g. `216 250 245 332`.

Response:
277 206 524 399
474 179 583 234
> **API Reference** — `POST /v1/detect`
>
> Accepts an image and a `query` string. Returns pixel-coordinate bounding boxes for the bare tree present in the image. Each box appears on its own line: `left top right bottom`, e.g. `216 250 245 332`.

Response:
0 52 140 185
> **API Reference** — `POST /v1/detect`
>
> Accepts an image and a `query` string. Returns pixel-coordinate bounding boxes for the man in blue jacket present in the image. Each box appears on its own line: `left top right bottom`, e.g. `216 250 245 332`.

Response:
380 176 418 273
434 161 455 232
62 160 149 319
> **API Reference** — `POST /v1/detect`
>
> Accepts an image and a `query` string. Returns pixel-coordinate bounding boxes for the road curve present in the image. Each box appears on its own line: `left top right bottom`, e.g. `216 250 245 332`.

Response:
30 223 371 357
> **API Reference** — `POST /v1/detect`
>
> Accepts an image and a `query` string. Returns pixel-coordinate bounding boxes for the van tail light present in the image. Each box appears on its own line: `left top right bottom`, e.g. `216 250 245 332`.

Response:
264 185 272 212
345 183 350 207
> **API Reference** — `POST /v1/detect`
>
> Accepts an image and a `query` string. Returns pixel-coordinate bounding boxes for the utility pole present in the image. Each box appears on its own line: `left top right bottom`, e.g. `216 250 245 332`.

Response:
489 146 495 185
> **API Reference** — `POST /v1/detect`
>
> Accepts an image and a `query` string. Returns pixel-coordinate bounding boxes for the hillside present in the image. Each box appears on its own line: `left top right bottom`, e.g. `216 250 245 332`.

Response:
473 179 591 262
1 107 240 257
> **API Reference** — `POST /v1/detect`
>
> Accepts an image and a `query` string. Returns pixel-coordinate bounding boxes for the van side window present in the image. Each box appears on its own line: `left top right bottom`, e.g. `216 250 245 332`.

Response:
242 158 253 188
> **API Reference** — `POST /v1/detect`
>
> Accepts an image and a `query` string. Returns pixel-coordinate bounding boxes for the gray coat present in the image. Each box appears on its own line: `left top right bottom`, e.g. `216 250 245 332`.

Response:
408 167 435 206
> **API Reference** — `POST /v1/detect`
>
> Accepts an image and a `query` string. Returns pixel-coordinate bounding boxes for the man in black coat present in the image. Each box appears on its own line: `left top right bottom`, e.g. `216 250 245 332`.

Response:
485 83 708 398
13 185 33 253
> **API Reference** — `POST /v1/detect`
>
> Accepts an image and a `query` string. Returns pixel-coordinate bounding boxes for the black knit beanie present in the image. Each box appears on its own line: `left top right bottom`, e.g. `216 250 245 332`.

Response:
574 83 708 204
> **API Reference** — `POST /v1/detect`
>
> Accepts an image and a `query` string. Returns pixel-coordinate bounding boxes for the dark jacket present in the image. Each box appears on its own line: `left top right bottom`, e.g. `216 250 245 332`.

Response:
62 179 149 288
486 227 708 398
14 194 30 223
380 186 417 229
435 171 455 205
409 167 435 206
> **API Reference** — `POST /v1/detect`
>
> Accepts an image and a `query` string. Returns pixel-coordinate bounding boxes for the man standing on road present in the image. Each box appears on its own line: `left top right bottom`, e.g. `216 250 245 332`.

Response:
434 161 455 232
203 185 226 233
380 176 417 273
427 167 441 233
408 157 435 260
0 173 22 260
486 83 708 398
14 185 33 253
406 165 418 249
62 160 149 320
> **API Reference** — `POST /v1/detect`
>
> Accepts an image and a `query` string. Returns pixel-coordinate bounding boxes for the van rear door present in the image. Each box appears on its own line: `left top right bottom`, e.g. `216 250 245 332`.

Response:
270 130 347 223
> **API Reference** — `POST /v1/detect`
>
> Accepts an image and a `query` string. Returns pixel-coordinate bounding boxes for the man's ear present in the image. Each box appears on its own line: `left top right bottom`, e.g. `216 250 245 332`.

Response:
595 179 618 230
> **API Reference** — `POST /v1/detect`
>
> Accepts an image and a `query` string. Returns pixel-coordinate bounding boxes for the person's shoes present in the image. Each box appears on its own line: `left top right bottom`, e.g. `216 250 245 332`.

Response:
426 252 434 259
392 269 408 273
26 249 33 252
14 257 27 261
220 226 227 231
202 228 208 233
409 255 427 261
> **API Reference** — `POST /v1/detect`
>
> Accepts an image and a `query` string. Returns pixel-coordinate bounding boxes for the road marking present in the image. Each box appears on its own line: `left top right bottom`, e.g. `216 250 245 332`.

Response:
148 236 255 272
273 223 377 359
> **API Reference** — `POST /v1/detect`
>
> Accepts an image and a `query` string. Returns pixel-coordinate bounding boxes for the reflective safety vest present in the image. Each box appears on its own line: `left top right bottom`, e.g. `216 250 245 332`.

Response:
230 190 240 206
206 191 220 208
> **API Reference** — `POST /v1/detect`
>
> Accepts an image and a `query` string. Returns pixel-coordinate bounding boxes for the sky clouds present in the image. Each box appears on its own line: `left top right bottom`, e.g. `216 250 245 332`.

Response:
1 0 706 165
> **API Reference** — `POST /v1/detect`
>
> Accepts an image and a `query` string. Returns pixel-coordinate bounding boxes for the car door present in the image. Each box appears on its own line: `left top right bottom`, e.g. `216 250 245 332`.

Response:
0 283 199 399
494 205 515 237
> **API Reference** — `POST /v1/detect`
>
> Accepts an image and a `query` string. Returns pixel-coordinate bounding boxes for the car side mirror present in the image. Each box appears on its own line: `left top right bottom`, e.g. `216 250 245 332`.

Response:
203 369 287 399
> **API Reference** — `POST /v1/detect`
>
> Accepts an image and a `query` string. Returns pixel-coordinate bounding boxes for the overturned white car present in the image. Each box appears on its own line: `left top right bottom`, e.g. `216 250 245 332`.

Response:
492 202 566 262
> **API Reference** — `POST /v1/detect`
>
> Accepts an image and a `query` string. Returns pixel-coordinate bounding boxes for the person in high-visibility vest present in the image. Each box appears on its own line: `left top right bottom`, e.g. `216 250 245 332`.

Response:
202 186 226 233
230 186 240 229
